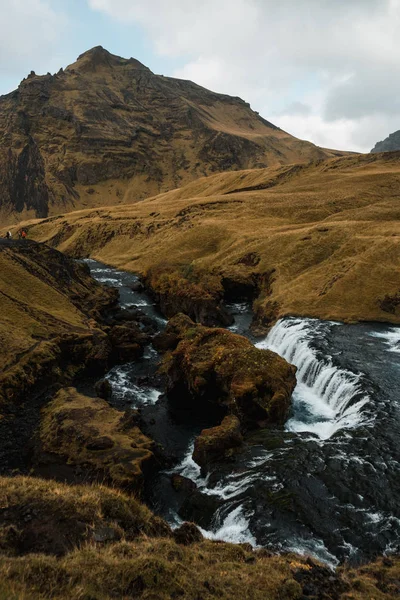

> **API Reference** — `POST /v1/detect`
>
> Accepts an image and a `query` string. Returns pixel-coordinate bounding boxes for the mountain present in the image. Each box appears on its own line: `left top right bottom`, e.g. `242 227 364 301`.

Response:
371 129 400 153
0 46 345 223
20 151 400 328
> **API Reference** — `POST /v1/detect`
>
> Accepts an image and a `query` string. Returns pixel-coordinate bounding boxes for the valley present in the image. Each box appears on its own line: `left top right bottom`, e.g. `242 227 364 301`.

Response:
0 44 400 600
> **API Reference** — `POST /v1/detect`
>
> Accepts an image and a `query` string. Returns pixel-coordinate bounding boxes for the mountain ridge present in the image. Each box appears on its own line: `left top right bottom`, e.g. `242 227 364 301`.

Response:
0 46 346 224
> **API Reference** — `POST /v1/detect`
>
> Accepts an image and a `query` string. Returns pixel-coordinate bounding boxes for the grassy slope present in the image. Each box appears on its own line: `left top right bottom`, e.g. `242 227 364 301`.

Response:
20 151 400 325
0 242 115 403
0 477 399 600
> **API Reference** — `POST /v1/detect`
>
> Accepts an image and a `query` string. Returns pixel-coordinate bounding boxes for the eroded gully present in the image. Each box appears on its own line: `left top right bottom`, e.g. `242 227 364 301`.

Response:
86 259 400 567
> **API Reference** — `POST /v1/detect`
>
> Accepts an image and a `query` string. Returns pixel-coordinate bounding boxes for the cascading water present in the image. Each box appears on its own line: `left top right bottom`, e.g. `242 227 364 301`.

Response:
256 318 371 439
86 261 400 566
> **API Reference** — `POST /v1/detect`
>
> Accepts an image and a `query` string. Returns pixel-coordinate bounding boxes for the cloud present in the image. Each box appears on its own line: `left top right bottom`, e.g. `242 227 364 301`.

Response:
87 0 400 152
0 0 67 84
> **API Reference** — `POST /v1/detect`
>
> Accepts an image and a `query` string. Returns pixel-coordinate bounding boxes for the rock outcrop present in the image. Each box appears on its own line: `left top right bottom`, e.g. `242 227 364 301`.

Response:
0 46 341 222
193 415 243 469
159 314 296 429
38 388 155 492
371 130 400 153
146 266 233 327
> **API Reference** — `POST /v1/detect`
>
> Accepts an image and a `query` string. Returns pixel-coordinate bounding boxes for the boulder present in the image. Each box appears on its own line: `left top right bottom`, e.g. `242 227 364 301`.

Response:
160 314 296 429
193 415 243 469
38 388 155 492
95 378 112 400
173 522 203 545
108 323 149 363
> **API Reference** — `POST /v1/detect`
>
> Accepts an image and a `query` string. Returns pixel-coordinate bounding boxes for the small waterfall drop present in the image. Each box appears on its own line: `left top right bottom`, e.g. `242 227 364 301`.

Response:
256 318 371 439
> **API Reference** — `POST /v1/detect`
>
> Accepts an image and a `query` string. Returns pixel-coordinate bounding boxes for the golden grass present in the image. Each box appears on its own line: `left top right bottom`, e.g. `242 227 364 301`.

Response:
17 151 400 326
0 535 399 599
0 243 115 404
40 388 154 490
0 477 398 599
0 475 168 558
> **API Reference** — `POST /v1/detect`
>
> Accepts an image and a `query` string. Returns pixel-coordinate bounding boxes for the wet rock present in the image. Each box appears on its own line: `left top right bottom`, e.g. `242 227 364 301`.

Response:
131 281 144 293
95 378 112 400
173 522 203 545
179 489 222 529
171 474 197 494
193 415 243 470
108 324 149 363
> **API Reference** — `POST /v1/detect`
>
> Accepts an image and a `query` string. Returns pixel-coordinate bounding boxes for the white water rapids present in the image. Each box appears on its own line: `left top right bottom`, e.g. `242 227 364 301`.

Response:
87 261 400 566
256 318 371 440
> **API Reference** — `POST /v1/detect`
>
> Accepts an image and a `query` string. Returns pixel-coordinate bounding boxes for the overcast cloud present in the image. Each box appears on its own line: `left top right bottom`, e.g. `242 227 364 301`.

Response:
1 0 399 152
89 0 400 152
0 0 66 77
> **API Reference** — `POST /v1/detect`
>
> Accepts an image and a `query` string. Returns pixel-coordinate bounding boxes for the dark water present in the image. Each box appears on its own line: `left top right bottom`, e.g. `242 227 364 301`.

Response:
87 260 400 566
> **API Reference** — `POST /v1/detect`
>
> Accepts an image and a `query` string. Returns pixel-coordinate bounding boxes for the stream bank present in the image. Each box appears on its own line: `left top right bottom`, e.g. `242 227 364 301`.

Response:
87 259 400 567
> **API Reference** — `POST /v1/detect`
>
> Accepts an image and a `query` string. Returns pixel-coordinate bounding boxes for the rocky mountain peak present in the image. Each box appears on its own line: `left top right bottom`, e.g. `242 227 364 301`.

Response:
371 129 400 153
0 48 345 222
70 46 150 73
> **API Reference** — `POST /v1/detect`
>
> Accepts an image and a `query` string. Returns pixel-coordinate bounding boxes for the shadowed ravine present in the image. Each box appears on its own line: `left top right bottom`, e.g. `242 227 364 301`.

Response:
87 259 400 567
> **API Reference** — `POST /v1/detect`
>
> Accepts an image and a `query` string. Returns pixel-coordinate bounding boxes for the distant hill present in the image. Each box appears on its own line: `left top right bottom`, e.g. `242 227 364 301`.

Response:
0 46 345 223
371 130 400 153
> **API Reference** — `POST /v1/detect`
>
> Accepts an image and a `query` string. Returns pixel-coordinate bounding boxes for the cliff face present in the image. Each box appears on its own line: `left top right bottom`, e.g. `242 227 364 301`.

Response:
371 130 400 153
0 46 340 222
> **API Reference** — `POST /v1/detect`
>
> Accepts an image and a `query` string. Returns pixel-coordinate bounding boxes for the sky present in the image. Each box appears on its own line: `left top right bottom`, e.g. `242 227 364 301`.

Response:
1 0 400 152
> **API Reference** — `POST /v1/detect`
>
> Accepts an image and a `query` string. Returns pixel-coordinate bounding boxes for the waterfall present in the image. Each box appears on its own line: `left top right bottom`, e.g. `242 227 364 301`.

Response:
256 318 371 439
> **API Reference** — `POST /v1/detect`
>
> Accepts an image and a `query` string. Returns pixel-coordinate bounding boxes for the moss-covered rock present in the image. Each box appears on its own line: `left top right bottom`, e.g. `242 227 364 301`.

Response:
0 476 170 557
146 265 233 327
107 322 150 362
38 388 155 492
193 415 243 469
160 314 296 429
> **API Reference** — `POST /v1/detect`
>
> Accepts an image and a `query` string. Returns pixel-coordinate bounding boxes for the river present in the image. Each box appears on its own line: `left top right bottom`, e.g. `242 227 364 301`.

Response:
86 259 400 566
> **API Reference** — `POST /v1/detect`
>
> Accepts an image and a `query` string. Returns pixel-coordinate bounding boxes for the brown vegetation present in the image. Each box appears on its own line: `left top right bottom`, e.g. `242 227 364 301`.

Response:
38 388 155 492
21 151 400 326
0 476 168 558
0 242 116 406
0 477 397 600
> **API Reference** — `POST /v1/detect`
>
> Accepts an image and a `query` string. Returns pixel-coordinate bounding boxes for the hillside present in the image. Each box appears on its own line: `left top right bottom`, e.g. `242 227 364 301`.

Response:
0 46 344 224
0 241 117 406
22 151 400 327
371 129 400 153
